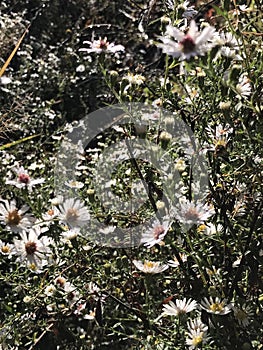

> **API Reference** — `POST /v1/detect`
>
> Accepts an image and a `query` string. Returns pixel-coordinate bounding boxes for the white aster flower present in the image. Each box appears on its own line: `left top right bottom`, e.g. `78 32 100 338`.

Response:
58 198 90 228
0 240 16 257
162 298 197 316
215 32 242 59
140 218 170 248
236 74 252 98
64 281 81 306
133 260 169 274
187 318 208 333
200 297 232 315
197 223 223 236
206 123 233 151
157 20 217 61
0 199 35 232
61 227 81 240
6 166 45 190
13 227 53 271
44 284 56 297
65 180 84 189
175 198 215 226
186 328 209 349
79 37 124 54
41 206 59 223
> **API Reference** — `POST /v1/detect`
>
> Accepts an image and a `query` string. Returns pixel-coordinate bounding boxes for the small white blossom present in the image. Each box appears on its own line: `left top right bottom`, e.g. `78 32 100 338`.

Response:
0 199 35 232
200 297 232 315
186 328 209 349
0 240 16 257
236 74 252 98
79 37 124 54
6 166 45 191
133 260 169 274
13 227 53 271
44 284 56 297
175 198 215 226
162 298 197 316
140 218 170 248
58 198 90 228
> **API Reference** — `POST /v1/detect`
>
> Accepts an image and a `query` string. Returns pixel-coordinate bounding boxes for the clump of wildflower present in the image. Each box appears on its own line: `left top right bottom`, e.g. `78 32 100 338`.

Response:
157 20 217 60
133 260 169 274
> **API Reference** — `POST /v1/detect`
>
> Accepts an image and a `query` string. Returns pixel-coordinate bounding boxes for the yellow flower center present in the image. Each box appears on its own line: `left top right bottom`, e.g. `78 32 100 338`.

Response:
215 139 227 149
28 263 37 271
210 302 223 312
144 261 155 269
6 209 22 226
197 224 206 233
1 245 10 253
192 334 203 346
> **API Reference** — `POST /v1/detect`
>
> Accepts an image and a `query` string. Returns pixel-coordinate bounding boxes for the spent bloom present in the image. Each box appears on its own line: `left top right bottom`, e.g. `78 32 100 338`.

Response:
0 199 35 232
79 37 124 54
14 227 53 271
133 260 169 274
6 166 45 190
200 297 232 315
162 298 197 316
233 304 254 327
157 20 217 60
58 198 90 228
